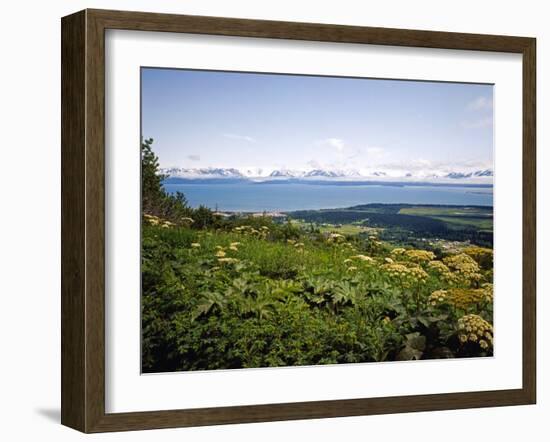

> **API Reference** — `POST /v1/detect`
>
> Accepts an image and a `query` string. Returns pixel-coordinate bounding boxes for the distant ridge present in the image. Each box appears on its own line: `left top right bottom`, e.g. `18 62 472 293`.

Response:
163 176 493 189
161 166 494 185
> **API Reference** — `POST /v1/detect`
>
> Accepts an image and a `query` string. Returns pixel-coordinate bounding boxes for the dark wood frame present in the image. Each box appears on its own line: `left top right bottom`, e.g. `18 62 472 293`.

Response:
61 8 536 433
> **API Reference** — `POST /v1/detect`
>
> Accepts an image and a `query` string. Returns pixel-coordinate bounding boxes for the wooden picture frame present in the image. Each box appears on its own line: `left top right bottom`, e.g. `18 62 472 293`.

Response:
61 8 536 433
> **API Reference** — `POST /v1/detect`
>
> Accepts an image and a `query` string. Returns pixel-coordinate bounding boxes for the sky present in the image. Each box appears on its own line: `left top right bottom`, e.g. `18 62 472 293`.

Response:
141 67 493 178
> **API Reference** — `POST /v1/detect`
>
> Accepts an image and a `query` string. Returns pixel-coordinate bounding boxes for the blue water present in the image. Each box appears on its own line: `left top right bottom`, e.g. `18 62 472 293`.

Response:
163 183 493 212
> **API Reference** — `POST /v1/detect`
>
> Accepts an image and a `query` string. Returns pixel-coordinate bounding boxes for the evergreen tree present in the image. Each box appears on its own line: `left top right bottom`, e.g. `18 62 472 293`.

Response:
141 137 167 216
141 137 213 226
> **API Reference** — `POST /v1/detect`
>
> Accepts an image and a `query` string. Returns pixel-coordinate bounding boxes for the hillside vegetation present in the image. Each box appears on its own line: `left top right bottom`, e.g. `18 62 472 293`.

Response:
141 139 494 373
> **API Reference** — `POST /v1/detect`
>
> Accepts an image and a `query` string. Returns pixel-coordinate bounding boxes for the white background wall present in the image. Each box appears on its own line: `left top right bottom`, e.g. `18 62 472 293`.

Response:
0 0 546 440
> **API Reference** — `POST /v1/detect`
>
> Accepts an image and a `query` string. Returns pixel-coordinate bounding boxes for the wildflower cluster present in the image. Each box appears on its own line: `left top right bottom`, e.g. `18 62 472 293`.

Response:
366 234 384 252
143 213 175 228
217 257 240 264
212 243 241 265
429 289 448 305
427 260 455 282
342 254 373 273
443 253 482 282
233 225 269 238
481 283 493 303
350 254 374 263
457 314 493 349
327 233 346 243
390 248 407 260
463 246 494 269
404 249 436 264
382 262 428 287
429 287 492 310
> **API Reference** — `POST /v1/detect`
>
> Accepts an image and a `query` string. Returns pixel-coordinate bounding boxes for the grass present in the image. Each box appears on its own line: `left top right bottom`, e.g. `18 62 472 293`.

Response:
399 207 492 216
318 224 367 235
430 216 494 231
157 227 353 279
291 219 376 236
399 206 493 231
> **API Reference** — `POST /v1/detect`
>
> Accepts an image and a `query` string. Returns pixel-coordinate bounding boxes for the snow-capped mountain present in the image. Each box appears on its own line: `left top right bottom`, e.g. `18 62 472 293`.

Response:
473 169 493 177
304 169 341 178
161 167 245 179
160 167 493 183
270 169 305 178
445 169 494 179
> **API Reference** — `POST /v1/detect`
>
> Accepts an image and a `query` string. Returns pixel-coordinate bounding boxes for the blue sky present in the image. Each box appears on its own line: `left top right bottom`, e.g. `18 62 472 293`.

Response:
141 68 493 178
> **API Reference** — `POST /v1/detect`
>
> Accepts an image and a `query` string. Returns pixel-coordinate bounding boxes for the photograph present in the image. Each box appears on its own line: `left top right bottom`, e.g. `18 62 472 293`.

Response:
140 67 495 373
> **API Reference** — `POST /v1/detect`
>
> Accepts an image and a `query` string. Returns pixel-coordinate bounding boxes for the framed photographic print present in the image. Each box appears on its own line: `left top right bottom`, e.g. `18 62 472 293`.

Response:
61 9 536 433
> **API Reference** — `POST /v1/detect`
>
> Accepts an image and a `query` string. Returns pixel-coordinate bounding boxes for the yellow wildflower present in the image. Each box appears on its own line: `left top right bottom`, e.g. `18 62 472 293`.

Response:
144 214 161 226
457 314 493 349
327 233 345 243
481 283 494 303
463 246 494 269
382 263 428 287
427 260 455 282
351 254 373 262
405 249 436 263
443 253 482 282
390 248 407 259
218 257 239 264
429 288 492 310
429 289 448 306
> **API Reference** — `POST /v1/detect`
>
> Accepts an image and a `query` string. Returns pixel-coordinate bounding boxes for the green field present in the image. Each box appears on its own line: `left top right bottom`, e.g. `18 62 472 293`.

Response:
289 204 493 247
292 220 372 236
431 216 493 230
398 206 492 217
399 206 493 231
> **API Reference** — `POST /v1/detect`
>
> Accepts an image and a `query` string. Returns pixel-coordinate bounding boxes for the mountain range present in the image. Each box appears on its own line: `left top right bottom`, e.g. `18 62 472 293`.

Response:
160 167 493 183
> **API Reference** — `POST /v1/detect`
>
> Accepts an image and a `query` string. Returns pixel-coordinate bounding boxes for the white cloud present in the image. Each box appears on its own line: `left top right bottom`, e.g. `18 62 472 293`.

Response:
461 117 493 129
373 158 492 176
365 147 384 155
323 138 345 151
411 158 432 167
187 154 200 161
306 160 321 169
223 133 256 143
364 147 386 160
468 96 493 111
